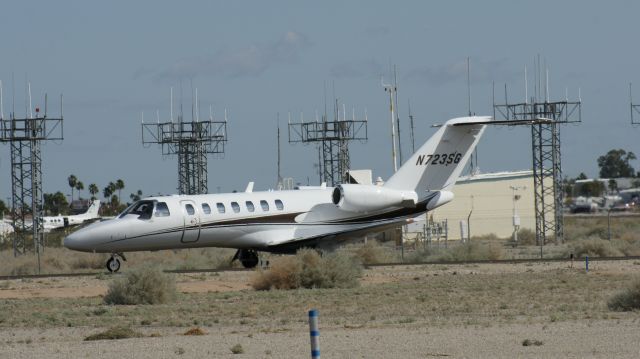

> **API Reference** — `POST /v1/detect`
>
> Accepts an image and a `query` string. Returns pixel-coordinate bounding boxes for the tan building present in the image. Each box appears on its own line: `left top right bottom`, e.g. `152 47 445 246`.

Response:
428 170 535 241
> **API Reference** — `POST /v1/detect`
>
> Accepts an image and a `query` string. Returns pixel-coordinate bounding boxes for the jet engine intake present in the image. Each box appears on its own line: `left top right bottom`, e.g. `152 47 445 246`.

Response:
332 184 418 213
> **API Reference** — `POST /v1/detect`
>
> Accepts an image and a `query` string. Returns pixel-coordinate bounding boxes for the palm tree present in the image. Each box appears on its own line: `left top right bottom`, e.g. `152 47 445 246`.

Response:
107 182 117 206
75 181 84 200
115 179 125 204
89 183 99 200
68 174 77 202
103 186 113 202
130 189 143 202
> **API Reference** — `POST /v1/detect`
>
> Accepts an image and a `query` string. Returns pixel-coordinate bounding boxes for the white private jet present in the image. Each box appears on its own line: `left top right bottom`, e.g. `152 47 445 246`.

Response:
64 116 487 272
43 200 101 232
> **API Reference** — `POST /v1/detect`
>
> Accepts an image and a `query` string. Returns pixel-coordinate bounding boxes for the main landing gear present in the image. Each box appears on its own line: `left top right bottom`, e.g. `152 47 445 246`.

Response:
232 249 260 268
106 253 126 273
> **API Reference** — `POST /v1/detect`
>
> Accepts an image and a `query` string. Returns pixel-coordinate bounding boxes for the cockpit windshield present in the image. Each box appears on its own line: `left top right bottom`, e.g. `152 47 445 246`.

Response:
118 200 156 220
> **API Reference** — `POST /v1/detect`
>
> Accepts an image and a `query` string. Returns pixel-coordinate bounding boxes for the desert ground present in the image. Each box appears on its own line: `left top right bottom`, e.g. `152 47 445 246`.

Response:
1 258 640 358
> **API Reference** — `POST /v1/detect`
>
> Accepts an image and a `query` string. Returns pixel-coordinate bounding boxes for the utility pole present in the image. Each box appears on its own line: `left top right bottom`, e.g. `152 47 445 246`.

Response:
510 185 526 245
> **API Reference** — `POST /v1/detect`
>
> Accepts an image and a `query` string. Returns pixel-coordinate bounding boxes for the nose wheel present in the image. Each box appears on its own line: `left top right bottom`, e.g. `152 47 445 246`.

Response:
106 257 120 272
106 253 126 273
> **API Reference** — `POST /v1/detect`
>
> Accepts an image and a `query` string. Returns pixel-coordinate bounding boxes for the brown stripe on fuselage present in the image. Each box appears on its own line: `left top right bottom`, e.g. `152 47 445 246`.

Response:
199 212 303 227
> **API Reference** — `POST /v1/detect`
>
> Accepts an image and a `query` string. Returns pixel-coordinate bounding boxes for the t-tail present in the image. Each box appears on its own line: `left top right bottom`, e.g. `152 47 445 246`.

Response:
384 116 487 208
332 116 487 213
84 200 101 217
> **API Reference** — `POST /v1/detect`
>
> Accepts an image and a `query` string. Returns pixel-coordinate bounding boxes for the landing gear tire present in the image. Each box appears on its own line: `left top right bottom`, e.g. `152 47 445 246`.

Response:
106 257 121 273
237 249 259 268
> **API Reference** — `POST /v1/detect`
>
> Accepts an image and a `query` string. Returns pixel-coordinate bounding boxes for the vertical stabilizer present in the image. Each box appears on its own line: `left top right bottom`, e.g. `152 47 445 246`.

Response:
384 116 487 200
84 200 101 218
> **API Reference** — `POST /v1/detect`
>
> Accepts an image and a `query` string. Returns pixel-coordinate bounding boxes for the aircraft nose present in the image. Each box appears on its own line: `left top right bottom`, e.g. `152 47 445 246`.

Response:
64 229 95 252
63 232 82 250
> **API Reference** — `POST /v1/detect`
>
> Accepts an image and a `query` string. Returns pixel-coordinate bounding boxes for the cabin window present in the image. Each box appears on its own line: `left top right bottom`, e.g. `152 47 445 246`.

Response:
231 202 240 213
216 202 226 214
260 200 269 211
155 202 170 217
246 201 255 212
185 204 195 215
202 203 211 214
275 199 284 211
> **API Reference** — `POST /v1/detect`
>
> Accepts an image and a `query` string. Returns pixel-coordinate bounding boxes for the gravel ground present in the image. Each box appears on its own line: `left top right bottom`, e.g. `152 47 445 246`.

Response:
2 320 640 358
1 259 639 358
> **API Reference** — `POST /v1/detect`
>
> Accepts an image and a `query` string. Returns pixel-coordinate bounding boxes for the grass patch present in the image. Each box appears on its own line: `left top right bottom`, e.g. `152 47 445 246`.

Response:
104 267 177 305
608 279 640 311
251 249 362 290
0 247 237 276
84 326 143 341
408 241 504 262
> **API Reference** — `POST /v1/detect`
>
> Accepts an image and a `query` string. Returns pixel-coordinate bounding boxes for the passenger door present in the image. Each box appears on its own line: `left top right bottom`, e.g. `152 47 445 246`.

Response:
180 200 201 243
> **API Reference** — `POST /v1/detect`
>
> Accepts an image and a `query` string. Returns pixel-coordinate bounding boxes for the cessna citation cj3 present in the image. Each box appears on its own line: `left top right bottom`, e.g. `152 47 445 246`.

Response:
64 116 488 272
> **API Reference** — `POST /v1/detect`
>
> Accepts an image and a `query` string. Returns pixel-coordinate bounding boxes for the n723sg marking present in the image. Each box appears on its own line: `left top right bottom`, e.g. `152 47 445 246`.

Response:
415 153 462 166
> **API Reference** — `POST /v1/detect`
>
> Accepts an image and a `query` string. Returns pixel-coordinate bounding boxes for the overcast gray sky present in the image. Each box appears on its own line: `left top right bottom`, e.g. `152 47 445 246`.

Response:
1 0 638 202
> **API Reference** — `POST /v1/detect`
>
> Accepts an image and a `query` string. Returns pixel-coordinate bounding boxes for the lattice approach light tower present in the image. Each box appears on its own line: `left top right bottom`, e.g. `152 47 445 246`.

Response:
142 90 227 195
288 102 367 186
0 82 63 260
493 72 581 246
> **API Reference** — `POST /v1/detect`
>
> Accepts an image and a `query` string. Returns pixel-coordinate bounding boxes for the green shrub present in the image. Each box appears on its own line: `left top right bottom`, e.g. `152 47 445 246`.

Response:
84 327 143 341
516 228 536 245
608 279 640 311
230 344 244 354
522 338 543 346
251 249 362 290
568 239 623 258
353 240 396 265
104 267 177 305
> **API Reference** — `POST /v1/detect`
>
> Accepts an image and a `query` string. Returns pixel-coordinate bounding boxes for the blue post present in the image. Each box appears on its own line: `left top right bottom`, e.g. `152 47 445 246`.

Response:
308 309 320 358
585 256 589 272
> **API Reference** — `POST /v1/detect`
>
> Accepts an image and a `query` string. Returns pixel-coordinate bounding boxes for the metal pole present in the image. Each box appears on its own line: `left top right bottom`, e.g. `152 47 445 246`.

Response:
382 79 397 172
607 208 612 241
308 309 320 359
585 256 589 272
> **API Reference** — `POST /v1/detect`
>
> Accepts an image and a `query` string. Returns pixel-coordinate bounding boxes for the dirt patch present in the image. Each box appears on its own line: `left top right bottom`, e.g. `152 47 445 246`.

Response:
0 273 253 299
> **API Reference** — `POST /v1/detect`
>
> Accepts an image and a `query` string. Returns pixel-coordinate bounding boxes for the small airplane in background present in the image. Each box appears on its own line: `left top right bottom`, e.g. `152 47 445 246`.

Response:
0 218 14 237
43 200 101 232
64 116 488 272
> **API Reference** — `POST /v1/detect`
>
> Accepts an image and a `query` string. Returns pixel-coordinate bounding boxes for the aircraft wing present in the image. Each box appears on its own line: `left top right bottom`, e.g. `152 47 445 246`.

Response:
264 217 414 254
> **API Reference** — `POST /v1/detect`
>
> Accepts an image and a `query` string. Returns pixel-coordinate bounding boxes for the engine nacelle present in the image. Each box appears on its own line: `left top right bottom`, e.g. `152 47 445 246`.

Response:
332 184 418 213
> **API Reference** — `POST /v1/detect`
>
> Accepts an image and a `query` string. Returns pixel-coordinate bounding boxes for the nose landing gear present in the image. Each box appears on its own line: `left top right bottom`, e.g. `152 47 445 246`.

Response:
106 253 126 273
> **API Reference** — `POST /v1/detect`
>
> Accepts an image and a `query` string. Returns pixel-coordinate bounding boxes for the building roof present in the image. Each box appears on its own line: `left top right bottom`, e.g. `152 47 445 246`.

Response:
457 170 533 184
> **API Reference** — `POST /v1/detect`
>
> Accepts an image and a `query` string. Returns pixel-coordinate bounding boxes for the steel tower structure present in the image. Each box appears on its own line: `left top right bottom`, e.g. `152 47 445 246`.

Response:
288 104 367 186
142 111 227 195
494 99 581 245
630 83 640 125
1 91 63 260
